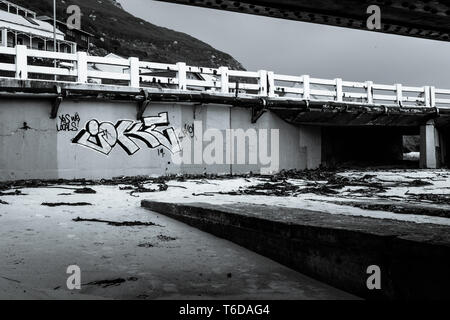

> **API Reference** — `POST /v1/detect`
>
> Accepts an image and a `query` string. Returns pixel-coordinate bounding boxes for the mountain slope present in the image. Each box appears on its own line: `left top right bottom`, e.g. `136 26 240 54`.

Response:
11 0 244 70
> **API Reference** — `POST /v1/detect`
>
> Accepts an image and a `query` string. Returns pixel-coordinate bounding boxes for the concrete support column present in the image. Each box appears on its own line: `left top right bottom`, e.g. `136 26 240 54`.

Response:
299 126 322 169
420 120 440 168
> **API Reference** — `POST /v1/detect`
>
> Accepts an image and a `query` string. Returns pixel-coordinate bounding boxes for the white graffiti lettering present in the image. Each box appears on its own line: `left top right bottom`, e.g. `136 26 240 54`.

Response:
72 112 180 155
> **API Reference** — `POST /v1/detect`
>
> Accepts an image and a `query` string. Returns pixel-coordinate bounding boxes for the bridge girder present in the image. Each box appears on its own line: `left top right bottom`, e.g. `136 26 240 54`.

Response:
156 0 450 42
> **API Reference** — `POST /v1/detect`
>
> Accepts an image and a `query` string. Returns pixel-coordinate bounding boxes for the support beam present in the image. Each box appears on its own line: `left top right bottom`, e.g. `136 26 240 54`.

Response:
251 105 266 123
137 90 150 120
420 120 440 168
50 86 64 119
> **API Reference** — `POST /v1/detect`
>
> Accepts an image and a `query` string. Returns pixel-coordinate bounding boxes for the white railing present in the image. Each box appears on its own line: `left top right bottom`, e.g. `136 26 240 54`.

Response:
0 45 449 109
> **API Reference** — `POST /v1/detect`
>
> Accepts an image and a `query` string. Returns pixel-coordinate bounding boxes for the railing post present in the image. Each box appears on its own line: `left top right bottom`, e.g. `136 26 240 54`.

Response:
430 86 436 108
77 51 88 83
15 45 27 80
267 71 275 97
218 66 229 94
303 75 310 100
335 78 343 102
366 81 373 104
424 86 431 107
395 83 402 106
129 57 140 88
176 62 187 91
258 70 268 96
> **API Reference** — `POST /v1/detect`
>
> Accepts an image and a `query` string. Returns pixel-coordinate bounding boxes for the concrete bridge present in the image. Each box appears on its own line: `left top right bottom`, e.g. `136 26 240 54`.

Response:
156 0 450 42
0 45 449 180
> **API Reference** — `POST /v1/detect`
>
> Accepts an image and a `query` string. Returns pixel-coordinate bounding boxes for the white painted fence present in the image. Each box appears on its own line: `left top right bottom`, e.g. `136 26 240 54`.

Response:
0 45 449 109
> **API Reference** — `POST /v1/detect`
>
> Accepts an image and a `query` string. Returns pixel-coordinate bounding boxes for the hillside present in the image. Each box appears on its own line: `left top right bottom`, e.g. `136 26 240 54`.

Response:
11 0 244 70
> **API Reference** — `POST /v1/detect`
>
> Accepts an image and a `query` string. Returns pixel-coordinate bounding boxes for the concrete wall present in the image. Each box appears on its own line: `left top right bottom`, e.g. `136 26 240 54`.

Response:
0 100 58 180
143 200 450 300
0 98 320 181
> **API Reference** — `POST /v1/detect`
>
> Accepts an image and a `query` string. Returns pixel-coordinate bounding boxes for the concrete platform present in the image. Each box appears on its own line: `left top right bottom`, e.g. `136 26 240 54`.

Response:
141 200 450 300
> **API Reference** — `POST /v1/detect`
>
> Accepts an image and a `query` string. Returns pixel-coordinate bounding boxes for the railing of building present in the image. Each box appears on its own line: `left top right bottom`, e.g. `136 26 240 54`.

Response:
0 28 77 53
0 0 36 18
0 45 449 109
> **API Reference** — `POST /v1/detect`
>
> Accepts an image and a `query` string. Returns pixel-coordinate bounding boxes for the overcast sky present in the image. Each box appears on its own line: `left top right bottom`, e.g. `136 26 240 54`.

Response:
120 0 450 89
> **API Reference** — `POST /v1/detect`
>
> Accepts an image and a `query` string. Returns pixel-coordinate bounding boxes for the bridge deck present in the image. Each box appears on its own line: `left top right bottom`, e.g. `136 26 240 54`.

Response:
156 0 450 43
1 45 450 127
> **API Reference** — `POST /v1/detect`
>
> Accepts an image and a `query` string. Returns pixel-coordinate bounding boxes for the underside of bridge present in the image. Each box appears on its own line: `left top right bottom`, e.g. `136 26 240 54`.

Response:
157 0 450 42
269 104 450 168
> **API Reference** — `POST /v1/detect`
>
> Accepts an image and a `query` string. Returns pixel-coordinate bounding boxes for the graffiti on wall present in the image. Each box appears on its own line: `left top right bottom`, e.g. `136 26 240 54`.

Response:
183 123 195 138
57 113 81 132
72 112 180 155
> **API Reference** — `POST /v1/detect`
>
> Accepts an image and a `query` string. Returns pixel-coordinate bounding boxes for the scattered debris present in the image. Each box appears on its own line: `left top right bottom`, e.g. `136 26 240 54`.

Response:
1 276 21 283
74 187 97 194
57 193 73 196
83 277 138 288
42 202 92 207
331 201 450 218
192 192 217 196
0 190 25 196
405 193 450 205
236 181 301 196
0 173 247 193
119 186 134 190
129 183 168 196
1 169 448 219
219 169 440 198
73 217 159 227
138 242 154 248
166 185 187 189
0 199 8 205
157 235 177 241
408 179 433 187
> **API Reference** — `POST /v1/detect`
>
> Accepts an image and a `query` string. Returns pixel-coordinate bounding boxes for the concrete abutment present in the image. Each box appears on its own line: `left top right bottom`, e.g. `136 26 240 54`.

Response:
0 98 321 180
2 95 450 181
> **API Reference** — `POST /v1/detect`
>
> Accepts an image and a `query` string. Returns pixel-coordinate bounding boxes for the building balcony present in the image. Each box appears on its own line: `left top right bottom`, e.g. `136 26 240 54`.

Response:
0 28 77 53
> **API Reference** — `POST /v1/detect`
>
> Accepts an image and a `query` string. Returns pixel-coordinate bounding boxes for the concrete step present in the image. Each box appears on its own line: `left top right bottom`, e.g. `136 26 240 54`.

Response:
141 200 450 300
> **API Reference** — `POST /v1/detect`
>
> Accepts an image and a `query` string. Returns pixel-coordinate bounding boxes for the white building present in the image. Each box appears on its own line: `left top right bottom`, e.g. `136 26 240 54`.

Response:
0 0 76 53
